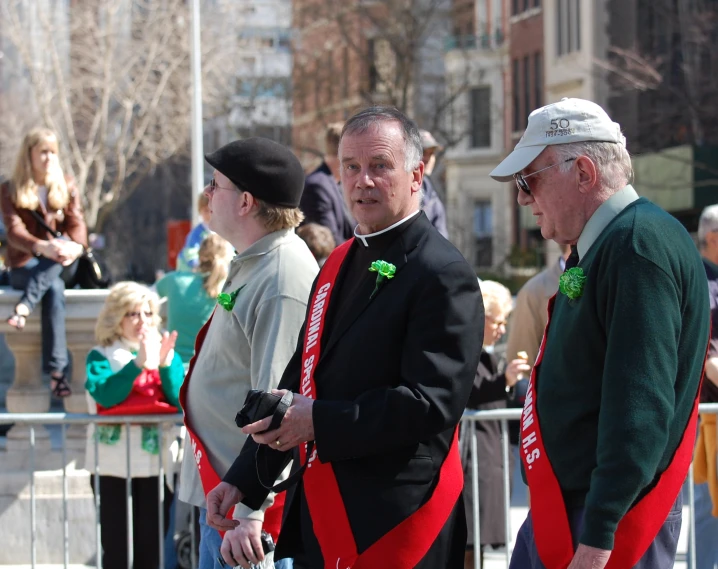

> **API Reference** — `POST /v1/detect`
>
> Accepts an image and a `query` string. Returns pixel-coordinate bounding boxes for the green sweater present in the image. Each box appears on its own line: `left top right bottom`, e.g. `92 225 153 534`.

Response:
536 198 709 550
86 349 184 408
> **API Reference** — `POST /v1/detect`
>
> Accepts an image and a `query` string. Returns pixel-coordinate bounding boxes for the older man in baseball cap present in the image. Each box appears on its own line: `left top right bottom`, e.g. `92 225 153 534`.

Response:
498 99 709 569
178 138 318 569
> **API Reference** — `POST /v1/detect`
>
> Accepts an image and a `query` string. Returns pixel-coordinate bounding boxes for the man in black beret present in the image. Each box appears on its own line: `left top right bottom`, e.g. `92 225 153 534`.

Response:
207 108 483 569
177 137 319 569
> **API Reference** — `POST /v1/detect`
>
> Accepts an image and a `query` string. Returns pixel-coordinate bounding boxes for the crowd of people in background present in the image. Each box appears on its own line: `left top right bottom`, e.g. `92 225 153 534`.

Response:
2 97 718 569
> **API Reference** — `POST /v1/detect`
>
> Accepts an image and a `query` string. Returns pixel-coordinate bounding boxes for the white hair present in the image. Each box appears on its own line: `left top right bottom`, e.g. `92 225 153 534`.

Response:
479 280 513 317
699 205 718 244
552 141 633 192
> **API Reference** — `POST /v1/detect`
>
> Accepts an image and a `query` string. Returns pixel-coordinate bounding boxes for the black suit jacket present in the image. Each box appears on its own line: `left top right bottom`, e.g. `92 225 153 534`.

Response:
225 213 484 567
299 162 354 245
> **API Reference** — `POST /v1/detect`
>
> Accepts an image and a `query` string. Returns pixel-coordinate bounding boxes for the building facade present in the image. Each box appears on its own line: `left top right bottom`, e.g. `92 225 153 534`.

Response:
291 0 455 169
444 0 512 271
225 0 293 147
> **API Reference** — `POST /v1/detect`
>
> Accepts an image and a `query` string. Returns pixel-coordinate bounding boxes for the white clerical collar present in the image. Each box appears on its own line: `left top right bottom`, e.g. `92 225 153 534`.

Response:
354 210 420 247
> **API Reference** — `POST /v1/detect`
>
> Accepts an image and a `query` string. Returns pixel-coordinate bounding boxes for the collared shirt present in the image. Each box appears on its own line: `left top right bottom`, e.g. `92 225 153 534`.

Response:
576 185 640 260
353 210 421 247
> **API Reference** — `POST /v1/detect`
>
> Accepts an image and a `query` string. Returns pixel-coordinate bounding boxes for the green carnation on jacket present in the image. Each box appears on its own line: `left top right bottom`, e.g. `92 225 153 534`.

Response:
217 286 244 312
369 260 397 299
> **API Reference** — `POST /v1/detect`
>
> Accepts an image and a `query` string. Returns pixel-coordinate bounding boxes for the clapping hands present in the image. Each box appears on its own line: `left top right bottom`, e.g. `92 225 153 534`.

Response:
135 329 178 369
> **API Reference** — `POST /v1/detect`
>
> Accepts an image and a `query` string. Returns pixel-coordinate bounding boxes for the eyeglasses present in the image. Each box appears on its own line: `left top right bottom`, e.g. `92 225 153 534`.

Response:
514 157 576 196
487 315 508 328
125 311 154 321
207 178 236 193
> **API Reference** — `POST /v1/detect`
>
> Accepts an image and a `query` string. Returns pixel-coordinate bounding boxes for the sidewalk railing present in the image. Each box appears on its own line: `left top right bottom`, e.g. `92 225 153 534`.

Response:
459 403 718 569
2 404 716 569
0 412 188 569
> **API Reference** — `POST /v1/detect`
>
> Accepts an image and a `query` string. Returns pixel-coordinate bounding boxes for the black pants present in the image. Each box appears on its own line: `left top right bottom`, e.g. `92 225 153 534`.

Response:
90 475 173 569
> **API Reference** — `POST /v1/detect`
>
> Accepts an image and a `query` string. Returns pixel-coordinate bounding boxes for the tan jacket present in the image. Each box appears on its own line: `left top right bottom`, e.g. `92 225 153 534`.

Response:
505 258 563 366
0 180 87 268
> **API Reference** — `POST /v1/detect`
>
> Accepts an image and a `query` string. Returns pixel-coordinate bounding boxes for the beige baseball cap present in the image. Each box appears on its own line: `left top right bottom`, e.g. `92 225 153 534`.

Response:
490 98 626 182
420 129 441 150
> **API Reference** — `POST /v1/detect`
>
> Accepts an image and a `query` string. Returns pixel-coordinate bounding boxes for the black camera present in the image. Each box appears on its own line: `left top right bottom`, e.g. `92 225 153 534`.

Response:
235 389 293 434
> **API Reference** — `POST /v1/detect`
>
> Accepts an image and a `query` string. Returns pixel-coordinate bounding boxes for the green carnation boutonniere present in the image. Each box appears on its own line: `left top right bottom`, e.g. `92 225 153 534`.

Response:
217 286 244 312
368 260 396 299
559 267 587 300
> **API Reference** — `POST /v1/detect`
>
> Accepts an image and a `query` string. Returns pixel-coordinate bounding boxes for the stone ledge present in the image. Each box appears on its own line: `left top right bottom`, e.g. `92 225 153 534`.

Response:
0 288 110 334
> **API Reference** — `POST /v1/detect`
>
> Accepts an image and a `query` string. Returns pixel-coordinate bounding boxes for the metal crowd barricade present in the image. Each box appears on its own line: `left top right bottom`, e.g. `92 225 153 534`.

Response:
460 403 718 569
3 403 718 569
0 412 190 569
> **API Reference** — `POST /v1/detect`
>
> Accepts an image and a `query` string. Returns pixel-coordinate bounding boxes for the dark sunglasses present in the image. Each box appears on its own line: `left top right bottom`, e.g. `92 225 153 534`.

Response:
514 157 576 196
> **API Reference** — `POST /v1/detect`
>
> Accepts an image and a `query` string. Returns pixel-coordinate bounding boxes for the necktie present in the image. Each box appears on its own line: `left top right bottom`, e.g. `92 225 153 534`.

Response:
564 245 579 271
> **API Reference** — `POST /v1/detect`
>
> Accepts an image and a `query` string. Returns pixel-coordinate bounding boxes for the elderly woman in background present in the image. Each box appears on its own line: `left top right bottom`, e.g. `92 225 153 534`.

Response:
463 280 531 569
85 281 184 569
0 127 87 398
156 233 234 365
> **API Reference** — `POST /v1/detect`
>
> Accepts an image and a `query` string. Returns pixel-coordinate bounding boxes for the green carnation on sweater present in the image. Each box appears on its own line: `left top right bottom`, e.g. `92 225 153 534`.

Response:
559 267 587 300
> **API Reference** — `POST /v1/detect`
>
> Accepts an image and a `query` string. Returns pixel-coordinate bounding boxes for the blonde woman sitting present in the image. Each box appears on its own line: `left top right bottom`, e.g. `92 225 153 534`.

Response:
156 233 234 364
1 127 87 397
85 281 184 569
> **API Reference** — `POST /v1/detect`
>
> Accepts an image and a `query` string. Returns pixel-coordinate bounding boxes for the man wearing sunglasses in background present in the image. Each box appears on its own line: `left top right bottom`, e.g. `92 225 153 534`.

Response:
490 98 709 569
178 138 318 569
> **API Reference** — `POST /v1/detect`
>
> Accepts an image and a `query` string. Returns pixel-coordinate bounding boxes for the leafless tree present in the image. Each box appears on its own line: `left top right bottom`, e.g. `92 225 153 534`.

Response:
600 0 718 152
0 0 236 231
292 0 475 157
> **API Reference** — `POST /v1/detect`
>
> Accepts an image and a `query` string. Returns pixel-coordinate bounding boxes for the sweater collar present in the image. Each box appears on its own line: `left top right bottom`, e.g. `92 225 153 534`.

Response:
231 229 297 265
577 185 639 260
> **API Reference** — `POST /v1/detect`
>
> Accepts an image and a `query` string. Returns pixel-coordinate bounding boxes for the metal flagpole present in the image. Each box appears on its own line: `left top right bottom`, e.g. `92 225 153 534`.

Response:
189 0 203 229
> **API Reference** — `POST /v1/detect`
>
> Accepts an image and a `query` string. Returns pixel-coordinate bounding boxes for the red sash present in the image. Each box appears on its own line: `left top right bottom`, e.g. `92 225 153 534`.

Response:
97 368 178 416
299 238 464 569
522 293 701 569
179 312 285 541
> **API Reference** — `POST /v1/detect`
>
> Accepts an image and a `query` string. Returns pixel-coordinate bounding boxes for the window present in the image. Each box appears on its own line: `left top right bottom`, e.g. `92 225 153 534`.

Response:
534 53 543 109
512 59 521 132
513 0 539 15
326 51 334 104
342 47 349 99
474 201 493 267
557 0 581 56
469 87 491 148
367 38 378 92
523 55 530 121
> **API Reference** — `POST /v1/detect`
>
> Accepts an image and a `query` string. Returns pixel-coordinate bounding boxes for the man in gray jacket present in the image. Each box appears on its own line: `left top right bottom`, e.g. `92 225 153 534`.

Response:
178 138 318 569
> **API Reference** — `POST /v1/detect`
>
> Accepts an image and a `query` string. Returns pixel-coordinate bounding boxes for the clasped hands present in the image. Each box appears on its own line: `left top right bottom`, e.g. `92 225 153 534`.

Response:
37 237 83 266
206 389 314 533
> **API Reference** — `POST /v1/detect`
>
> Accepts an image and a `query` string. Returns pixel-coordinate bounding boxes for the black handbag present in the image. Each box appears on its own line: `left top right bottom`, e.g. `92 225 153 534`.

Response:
30 210 110 289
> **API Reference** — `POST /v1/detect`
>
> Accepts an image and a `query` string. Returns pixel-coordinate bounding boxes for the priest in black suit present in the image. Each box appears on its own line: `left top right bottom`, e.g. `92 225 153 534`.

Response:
207 106 484 569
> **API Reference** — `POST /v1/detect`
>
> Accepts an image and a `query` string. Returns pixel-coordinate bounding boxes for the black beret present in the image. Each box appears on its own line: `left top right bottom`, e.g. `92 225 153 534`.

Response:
205 137 305 208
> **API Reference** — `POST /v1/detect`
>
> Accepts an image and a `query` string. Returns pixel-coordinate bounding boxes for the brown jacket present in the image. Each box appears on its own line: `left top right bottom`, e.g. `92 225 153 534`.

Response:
505 258 563 366
0 180 88 269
